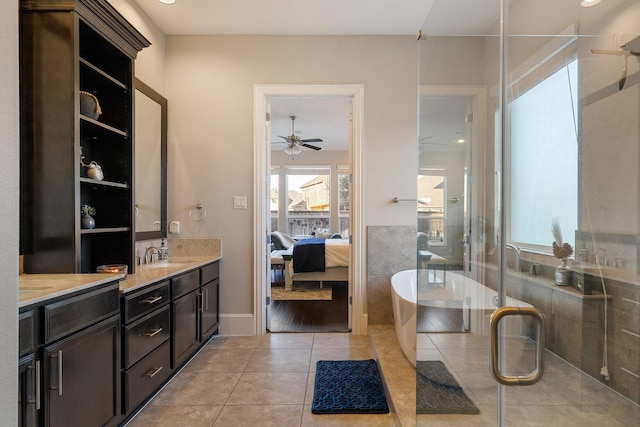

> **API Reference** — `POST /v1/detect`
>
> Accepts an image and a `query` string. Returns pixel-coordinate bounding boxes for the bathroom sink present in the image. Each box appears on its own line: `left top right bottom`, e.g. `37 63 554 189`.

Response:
142 260 196 268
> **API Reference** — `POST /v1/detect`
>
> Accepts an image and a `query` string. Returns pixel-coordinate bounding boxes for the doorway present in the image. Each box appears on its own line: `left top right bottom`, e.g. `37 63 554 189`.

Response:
253 84 365 336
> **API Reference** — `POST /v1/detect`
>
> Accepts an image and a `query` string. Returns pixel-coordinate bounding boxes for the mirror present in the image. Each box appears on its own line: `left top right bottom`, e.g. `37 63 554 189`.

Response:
134 78 167 240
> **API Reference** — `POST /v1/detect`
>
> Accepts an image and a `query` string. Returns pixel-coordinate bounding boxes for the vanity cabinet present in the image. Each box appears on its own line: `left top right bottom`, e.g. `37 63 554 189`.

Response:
171 262 221 368
19 0 150 274
200 261 220 341
121 281 172 413
19 310 38 427
18 281 122 427
171 269 201 368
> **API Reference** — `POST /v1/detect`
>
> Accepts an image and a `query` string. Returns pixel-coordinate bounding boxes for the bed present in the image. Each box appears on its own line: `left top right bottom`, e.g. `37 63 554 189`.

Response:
282 237 349 290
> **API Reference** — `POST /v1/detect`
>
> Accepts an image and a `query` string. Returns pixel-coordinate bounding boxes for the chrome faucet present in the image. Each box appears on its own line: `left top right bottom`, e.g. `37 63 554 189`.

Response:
505 243 522 272
489 243 522 272
144 246 161 264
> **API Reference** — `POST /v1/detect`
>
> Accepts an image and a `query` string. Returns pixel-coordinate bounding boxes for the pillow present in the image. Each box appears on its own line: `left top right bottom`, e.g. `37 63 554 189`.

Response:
272 231 296 249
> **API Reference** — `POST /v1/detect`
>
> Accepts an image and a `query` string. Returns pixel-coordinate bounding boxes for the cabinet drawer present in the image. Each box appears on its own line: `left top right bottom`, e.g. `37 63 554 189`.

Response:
172 269 200 298
201 261 219 285
123 280 170 323
44 282 120 344
19 310 36 357
124 340 171 413
124 305 170 368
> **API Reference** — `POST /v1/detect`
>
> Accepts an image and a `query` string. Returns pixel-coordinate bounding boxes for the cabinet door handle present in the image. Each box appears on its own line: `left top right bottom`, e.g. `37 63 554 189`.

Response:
140 295 163 304
144 366 163 378
35 360 41 410
204 289 209 311
49 350 63 396
143 328 163 337
26 360 40 410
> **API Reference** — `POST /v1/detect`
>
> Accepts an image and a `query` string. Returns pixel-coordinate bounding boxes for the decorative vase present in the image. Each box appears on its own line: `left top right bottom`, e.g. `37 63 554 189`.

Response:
81 214 95 229
554 258 571 286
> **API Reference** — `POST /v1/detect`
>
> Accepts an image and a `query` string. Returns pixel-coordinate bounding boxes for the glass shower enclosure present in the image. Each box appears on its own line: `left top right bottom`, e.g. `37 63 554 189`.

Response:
416 1 640 425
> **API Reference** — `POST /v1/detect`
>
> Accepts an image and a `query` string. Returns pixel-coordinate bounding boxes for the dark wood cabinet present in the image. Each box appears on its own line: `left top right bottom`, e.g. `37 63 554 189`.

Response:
19 354 38 427
172 284 200 368
171 264 220 368
200 262 220 341
19 310 39 427
19 0 149 274
43 315 121 427
121 280 172 415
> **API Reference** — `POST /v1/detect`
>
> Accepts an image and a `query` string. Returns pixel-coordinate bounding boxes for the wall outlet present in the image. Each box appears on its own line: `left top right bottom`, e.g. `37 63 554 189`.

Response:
153 221 161 231
169 221 180 234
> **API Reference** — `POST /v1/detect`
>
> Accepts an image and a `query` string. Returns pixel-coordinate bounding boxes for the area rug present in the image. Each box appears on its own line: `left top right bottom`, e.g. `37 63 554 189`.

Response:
416 360 480 414
271 283 332 301
312 359 389 414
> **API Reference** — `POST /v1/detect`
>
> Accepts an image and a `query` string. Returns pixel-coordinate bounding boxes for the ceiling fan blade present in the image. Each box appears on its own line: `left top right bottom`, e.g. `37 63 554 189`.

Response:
301 138 323 143
277 135 291 141
301 143 322 151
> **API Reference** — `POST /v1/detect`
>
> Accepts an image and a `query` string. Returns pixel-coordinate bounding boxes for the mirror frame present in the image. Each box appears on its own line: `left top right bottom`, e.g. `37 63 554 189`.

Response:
134 78 168 241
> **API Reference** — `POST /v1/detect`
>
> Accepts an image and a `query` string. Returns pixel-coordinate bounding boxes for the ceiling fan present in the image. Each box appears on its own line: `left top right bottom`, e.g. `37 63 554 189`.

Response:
276 115 323 155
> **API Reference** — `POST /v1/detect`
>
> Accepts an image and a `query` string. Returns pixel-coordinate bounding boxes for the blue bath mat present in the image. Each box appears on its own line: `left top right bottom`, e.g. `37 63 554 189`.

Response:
312 359 389 414
416 360 479 414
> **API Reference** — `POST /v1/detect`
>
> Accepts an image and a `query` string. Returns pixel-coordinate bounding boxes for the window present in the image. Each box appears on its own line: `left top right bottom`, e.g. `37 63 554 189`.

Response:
338 166 350 237
269 168 279 232
418 170 447 246
286 167 330 237
508 58 578 250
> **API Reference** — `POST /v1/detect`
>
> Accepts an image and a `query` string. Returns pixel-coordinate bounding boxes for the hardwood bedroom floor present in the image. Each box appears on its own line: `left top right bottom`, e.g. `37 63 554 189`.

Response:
269 281 349 332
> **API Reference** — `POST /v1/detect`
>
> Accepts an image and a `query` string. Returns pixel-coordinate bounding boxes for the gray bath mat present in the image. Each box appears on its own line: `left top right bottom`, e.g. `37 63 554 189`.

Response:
416 360 480 414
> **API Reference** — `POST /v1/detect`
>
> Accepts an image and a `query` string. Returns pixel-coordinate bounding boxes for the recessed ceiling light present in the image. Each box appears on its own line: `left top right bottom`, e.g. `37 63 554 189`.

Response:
580 0 602 7
456 139 465 144
158 0 176 4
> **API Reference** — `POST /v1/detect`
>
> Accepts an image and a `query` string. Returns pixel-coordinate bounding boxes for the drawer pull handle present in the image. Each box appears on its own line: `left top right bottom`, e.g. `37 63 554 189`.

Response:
144 366 163 379
49 350 63 396
143 328 163 337
140 296 163 304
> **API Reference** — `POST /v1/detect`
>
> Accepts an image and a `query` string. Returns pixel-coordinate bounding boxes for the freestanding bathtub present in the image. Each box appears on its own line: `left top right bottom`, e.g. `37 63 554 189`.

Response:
390 269 532 367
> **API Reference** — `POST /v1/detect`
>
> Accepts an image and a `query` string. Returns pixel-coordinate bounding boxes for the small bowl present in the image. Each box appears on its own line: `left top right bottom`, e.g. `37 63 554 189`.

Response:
96 264 128 277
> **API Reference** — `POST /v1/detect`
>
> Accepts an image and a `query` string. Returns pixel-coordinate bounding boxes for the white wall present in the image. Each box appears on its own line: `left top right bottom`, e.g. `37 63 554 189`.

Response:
1 0 19 422
162 35 418 320
109 0 167 92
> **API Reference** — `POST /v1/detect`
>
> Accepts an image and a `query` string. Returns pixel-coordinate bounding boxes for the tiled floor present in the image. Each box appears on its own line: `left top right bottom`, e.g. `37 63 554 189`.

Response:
126 331 398 426
126 326 639 427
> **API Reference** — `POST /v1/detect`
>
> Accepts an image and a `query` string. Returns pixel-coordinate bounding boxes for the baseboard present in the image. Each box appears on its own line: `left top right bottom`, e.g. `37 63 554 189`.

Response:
219 313 255 336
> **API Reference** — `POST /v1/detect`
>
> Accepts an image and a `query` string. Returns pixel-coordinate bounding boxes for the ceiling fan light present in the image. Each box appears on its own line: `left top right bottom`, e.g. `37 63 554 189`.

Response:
158 0 176 4
580 0 601 7
283 144 302 156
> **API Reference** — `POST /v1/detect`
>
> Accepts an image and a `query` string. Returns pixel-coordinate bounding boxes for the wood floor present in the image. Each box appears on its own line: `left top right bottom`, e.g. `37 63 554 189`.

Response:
269 281 349 332
417 305 466 333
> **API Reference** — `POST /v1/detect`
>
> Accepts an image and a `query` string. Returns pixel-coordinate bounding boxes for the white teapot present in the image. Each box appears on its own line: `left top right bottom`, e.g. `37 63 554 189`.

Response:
86 161 104 181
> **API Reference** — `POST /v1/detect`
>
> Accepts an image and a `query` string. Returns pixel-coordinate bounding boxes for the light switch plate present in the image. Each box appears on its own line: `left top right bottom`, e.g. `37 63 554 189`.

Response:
233 196 247 210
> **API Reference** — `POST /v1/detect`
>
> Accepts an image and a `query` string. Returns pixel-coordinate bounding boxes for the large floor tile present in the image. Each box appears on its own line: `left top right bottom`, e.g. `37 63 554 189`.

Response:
151 372 241 406
183 347 255 373
245 348 312 372
259 332 314 348
126 404 222 427
226 372 309 405
213 404 304 427
301 404 395 426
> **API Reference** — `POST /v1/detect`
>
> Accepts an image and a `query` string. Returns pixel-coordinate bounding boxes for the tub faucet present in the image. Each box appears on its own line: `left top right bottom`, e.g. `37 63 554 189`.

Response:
505 243 522 272
489 243 522 272
144 246 161 264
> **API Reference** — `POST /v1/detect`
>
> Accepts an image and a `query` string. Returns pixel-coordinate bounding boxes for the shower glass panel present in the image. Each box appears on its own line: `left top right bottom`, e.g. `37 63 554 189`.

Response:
416 1 640 426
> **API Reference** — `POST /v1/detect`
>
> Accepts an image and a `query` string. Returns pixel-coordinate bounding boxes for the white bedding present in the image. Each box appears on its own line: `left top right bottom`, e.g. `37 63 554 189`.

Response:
325 238 350 267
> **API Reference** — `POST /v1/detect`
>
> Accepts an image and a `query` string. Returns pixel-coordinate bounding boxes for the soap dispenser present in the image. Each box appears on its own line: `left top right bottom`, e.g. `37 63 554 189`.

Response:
159 239 168 260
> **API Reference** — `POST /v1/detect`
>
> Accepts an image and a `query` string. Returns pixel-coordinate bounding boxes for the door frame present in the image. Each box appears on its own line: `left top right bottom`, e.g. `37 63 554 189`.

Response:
253 84 366 335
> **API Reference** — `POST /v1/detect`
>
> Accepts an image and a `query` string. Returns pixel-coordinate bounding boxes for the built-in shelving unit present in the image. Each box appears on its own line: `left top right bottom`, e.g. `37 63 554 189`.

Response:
20 0 150 274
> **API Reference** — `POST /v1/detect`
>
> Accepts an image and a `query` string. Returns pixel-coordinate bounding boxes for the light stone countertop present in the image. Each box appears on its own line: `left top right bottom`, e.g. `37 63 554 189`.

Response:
119 256 221 294
19 256 221 307
19 273 124 307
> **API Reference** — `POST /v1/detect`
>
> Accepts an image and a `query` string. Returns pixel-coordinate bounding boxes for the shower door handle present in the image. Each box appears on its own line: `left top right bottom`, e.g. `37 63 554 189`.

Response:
489 306 545 386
